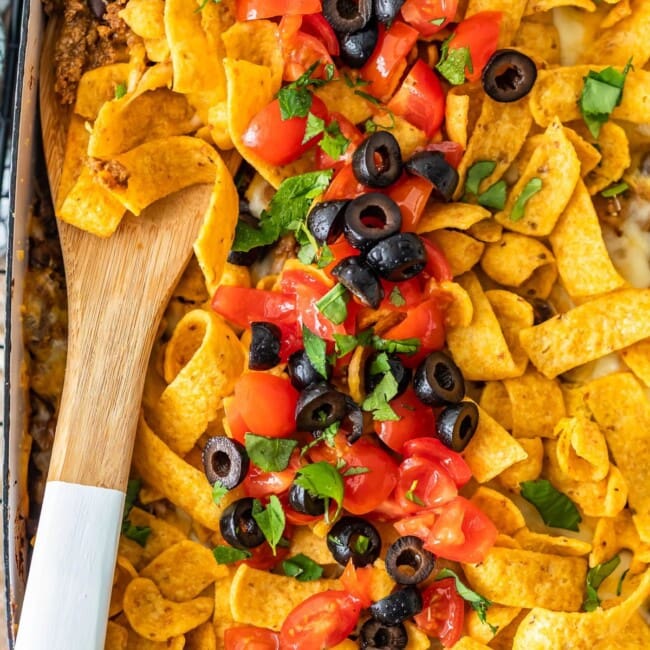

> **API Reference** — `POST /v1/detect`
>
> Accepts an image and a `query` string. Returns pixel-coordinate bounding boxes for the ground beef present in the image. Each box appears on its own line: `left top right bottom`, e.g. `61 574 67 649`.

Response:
89 157 130 188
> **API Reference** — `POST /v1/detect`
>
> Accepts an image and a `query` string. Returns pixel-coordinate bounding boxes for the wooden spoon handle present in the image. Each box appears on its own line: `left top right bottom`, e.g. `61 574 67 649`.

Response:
15 482 123 649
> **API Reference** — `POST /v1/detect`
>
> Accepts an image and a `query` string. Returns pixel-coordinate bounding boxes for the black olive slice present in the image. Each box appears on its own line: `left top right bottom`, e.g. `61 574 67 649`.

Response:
365 233 427 282
227 211 269 267
413 351 465 406
248 322 281 370
436 401 479 452
323 0 372 34
327 517 382 567
307 200 349 244
344 396 364 443
332 257 384 309
344 193 402 252
296 383 349 431
202 436 250 489
369 587 423 626
405 151 459 202
528 297 556 325
365 353 412 398
385 536 435 585
352 132 403 188
288 482 327 516
373 0 405 24
219 497 266 550
340 18 379 69
360 619 408 649
287 349 331 390
482 49 538 103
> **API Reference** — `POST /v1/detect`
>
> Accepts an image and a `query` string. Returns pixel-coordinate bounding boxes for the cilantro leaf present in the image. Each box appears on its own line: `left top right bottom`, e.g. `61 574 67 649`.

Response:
601 181 628 197
583 555 621 611
478 181 507 210
124 479 141 518
232 170 333 252
354 88 382 105
301 421 341 455
405 480 425 506
282 554 324 582
362 369 400 421
317 243 334 268
121 480 152 547
333 333 359 357
302 325 328 379
303 112 325 144
294 461 344 521
430 17 446 26
371 335 420 355
320 121 350 160
353 535 370 555
245 433 297 472
510 177 543 221
617 568 629 596
342 466 370 477
520 479 582 531
466 161 497 196
213 545 251 564
211 480 228 504
278 86 313 120
196 0 222 11
316 283 349 324
389 286 406 307
436 37 473 86
436 569 496 634
114 82 127 99
252 495 286 554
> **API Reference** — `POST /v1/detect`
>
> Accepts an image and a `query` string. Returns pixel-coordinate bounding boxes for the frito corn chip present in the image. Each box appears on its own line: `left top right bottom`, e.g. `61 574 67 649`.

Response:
525 0 596 12
520 289 650 378
463 547 588 610
143 38 170 64
74 63 131 121
512 18 560 64
562 127 602 177
450 638 492 650
467 219 503 243
445 92 470 149
591 509 650 571
105 621 128 650
512 569 650 649
126 628 186 649
374 114 428 159
466 605 522 645
584 122 630 195
514 528 592 557
496 437 544 492
110 556 139 617
425 230 485 278
314 79 374 125
403 621 431 650
466 0 527 45
439 280 474 328
447 273 523 380
479 381 513 431
140 540 226 602
550 179 625 297
502 369 565 438
185 621 216 650
620 338 650 386
88 90 198 159
455 97 532 198
554 415 609 482
56 115 90 211
229 564 340 631
289 526 338 566
462 402 528 483
596 612 650 649
93 136 218 216
470 487 526 535
120 0 165 40
417 203 491 234
124 577 213 642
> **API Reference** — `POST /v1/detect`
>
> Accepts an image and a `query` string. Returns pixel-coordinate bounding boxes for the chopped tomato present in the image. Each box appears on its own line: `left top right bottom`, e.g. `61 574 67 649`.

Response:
395 456 458 514
244 540 290 571
322 163 369 201
279 590 362 650
244 460 298 498
447 11 502 82
322 237 360 278
224 625 280 650
418 141 465 168
360 21 419 100
374 389 436 452
236 0 321 21
241 95 329 166
387 60 445 138
401 0 459 37
387 174 434 231
211 286 296 328
340 562 374 608
233 372 299 438
384 298 446 355
282 28 335 82
301 13 340 56
379 277 425 310
224 398 250 444
421 237 453 283
413 578 465 647
403 437 472 487
394 509 437 540
315 112 364 170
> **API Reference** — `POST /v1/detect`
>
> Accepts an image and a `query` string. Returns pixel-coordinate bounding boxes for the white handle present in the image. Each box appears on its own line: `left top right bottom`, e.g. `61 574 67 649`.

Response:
15 481 124 650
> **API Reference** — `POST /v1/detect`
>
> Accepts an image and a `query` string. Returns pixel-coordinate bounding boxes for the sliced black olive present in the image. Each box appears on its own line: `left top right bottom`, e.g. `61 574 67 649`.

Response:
339 18 379 69
327 517 382 567
88 0 106 20
323 0 372 34
287 350 331 390
344 193 402 252
352 132 403 188
365 233 427 282
307 200 348 244
360 619 408 649
369 587 423 626
227 211 268 266
288 482 327 516
332 257 384 309
385 536 435 585
344 396 364 443
437 401 479 452
373 0 405 24
528 297 556 325
482 49 538 103
296 382 348 431
202 436 250 489
219 497 265 550
405 151 459 202
365 353 412 397
248 322 281 370
413 351 465 406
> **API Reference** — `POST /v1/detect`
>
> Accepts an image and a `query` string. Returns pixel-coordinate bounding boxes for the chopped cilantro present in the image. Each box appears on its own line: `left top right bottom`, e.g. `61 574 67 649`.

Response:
333 332 363 357
302 325 328 379
430 17 446 26
343 73 370 88
465 160 497 196
436 37 473 86
303 112 326 143
252 495 286 554
389 286 406 307
583 555 621 611
213 545 251 564
353 534 370 555
317 243 334 268
617 568 629 596
342 466 370 477
510 178 543 221
316 283 349 325
121 479 151 547
478 181 507 211
294 461 344 522
354 89 382 105
362 367 400 421
302 421 341 455
520 479 582 531
245 433 297 472
405 480 425 506
371 335 420 355
196 0 222 11
277 61 335 120
320 121 350 160
437 569 496 634
601 181 629 197
364 119 379 133
282 554 323 582
211 480 228 505
114 82 127 99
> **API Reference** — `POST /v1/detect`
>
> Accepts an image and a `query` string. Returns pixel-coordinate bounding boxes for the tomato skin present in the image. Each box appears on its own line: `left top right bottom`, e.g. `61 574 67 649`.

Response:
387 60 445 139
395 456 458 514
236 0 322 21
225 398 250 444
403 437 472 487
224 625 280 650
401 0 459 37
387 174 434 231
301 14 340 56
384 298 446 354
244 463 297 498
315 112 364 170
418 141 465 169
340 562 374 608
448 12 502 82
233 372 299 438
242 96 329 166
413 578 465 647
322 163 369 201
211 286 296 328
280 590 362 650
421 238 453 283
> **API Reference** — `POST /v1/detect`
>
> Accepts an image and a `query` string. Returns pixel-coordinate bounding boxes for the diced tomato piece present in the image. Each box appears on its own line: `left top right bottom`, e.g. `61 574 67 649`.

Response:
383 298 446 355
243 450 301 498
403 437 472 487
401 0 459 37
224 625 280 650
322 163 369 201
236 0 321 21
387 174 434 231
421 237 453 283
212 286 296 329
301 13 340 56
394 509 437 540
387 60 445 138
244 541 291 571
224 398 249 444
340 562 375 608
414 578 465 647
322 237 361 278
379 277 425 311
418 141 465 169
394 456 458 514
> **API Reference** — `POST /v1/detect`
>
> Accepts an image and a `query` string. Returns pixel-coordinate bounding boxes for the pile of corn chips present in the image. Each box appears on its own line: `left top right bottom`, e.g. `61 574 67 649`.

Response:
45 0 650 648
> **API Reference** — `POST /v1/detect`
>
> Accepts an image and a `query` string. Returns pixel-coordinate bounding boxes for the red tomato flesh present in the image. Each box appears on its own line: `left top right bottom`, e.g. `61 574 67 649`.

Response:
401 0 459 37
448 11 502 82
236 0 321 21
414 578 465 647
224 625 280 650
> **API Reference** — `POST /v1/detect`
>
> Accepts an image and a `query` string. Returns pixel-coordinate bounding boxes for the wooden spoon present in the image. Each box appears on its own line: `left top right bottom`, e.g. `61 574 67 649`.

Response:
16 17 213 649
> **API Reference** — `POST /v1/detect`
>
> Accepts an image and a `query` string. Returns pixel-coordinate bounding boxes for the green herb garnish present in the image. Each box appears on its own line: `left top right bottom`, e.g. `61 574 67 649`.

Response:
583 555 621 611
211 480 228 505
436 37 473 86
245 433 297 472
294 461 344 522
510 177 542 221
316 283 349 325
212 545 251 564
389 286 406 307
601 181 629 197
437 569 496 634
478 181 507 211
114 82 127 99
252 495 286 554
121 479 151 547
520 479 582 531
302 325 328 379
282 554 324 582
